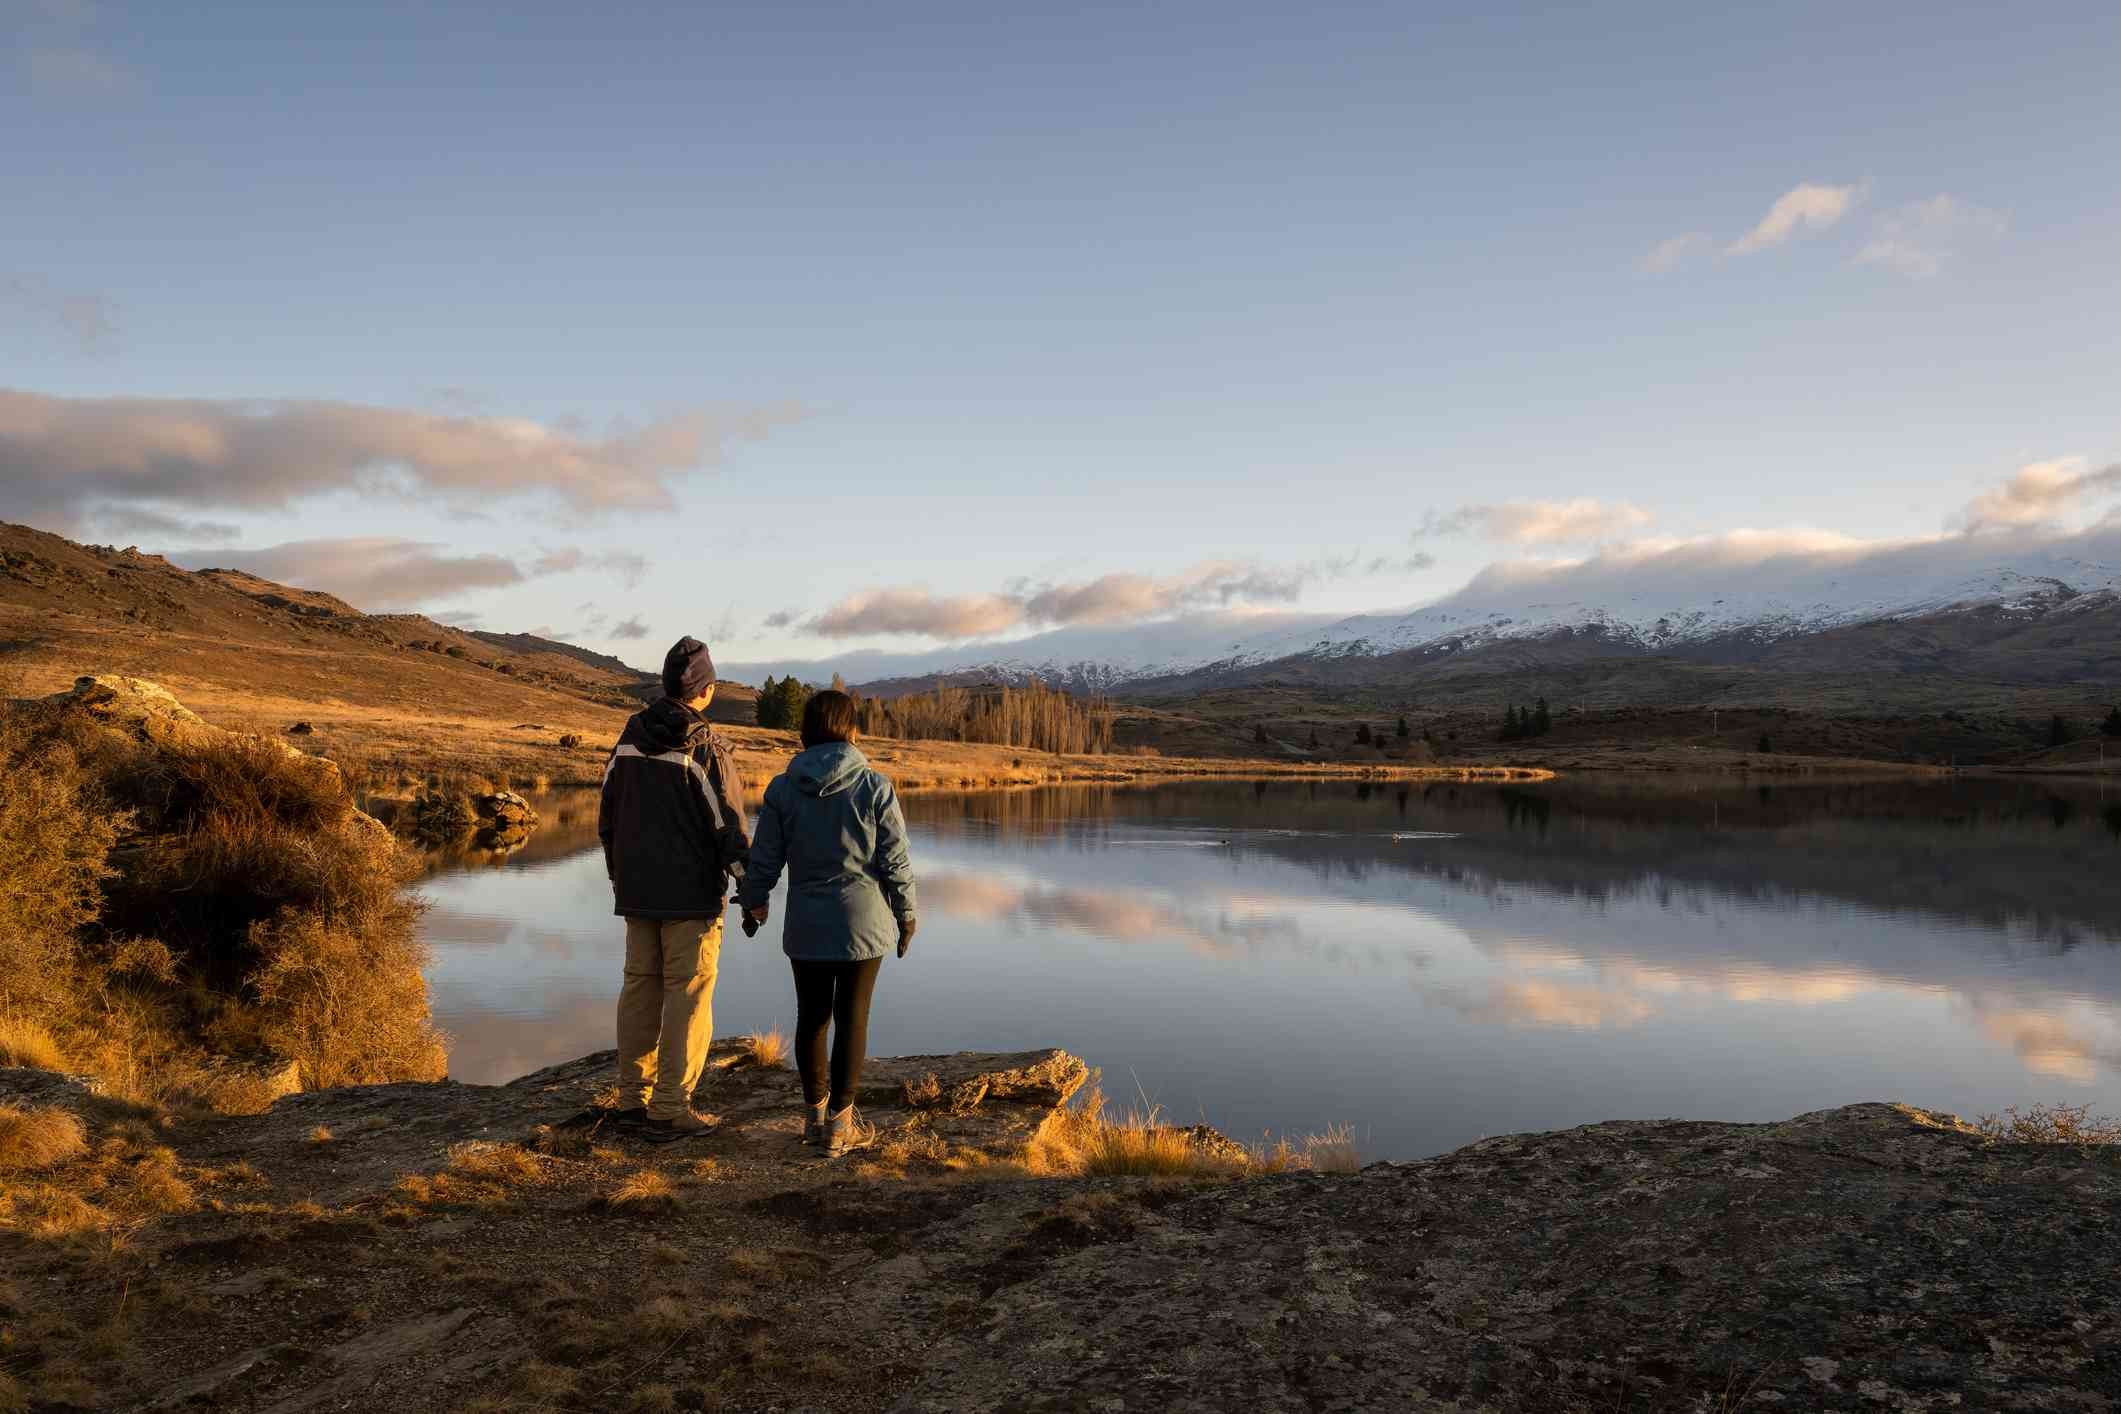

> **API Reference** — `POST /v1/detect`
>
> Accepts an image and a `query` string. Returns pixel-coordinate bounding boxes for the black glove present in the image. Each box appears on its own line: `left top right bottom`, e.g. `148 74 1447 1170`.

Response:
896 915 917 959
741 912 760 938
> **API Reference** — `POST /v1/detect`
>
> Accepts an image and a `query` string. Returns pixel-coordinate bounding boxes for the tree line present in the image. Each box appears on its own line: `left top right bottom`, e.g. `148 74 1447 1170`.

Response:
1499 697 1552 741
756 674 1114 755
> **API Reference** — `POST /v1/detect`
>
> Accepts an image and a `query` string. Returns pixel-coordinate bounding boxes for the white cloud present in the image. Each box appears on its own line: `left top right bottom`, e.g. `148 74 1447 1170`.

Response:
1855 195 2006 279
1727 182 1861 256
1956 456 2121 533
0 387 802 530
1422 498 1654 545
1638 232 1711 273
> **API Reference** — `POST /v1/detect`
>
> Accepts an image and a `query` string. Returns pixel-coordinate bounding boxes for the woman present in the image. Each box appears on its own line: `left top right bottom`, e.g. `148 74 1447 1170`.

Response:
738 690 917 1157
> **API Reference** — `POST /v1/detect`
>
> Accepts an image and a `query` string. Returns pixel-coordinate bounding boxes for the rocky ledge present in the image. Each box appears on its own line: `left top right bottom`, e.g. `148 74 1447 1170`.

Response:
5 1057 2115 1412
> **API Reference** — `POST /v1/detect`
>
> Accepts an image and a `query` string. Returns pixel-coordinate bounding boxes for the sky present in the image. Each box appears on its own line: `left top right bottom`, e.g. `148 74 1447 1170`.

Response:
4 0 2119 673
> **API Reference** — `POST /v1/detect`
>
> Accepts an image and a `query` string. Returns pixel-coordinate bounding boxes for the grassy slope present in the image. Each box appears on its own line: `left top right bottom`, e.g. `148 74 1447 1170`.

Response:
0 521 1530 793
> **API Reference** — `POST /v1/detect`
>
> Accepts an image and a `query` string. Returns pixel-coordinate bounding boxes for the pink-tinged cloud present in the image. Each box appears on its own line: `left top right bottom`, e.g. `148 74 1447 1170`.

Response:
188 538 525 610
802 561 1318 640
0 387 801 528
1956 457 2121 533
1727 182 1861 255
1423 498 1654 545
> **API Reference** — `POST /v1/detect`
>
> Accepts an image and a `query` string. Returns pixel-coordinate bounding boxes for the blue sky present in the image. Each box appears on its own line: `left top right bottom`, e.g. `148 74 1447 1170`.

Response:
4 0 2118 666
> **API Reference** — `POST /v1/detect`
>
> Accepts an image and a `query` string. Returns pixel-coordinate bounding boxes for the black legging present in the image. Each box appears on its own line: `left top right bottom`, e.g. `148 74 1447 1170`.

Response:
791 957 882 1112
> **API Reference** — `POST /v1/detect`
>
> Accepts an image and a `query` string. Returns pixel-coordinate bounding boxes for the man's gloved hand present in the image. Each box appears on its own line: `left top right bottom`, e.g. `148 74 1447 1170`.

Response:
896 915 917 959
742 903 768 938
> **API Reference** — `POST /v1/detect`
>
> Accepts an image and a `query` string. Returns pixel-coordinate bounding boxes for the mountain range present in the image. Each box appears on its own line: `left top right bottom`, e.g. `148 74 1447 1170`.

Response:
728 527 2121 708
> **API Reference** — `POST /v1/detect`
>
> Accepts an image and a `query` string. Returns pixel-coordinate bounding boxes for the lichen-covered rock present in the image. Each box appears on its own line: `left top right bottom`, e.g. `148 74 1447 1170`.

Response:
472 790 537 828
896 1102 2121 1412
166 1043 1092 1206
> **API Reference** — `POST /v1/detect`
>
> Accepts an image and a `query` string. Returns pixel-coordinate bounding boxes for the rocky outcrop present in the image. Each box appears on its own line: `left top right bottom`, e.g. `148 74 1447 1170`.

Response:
470 789 538 852
160 1042 1090 1205
6 1053 2114 1411
902 1103 2121 1412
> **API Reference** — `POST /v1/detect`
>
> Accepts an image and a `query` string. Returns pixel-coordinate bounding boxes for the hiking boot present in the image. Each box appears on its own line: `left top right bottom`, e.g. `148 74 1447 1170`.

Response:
824 1105 871 1158
641 1108 720 1144
800 1099 829 1146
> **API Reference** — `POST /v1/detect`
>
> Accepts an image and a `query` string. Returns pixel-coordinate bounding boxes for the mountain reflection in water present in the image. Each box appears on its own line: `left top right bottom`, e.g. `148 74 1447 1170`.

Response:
419 777 2121 1158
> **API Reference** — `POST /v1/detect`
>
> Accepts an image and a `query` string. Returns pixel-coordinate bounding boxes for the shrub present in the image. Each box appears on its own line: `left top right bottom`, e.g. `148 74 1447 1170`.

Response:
249 911 446 1088
0 1105 88 1171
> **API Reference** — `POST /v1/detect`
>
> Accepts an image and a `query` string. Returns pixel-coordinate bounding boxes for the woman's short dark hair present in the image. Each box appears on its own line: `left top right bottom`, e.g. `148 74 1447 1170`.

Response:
801 689 859 748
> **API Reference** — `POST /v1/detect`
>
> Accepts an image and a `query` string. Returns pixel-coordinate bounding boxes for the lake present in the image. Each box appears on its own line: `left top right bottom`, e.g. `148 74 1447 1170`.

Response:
417 776 2121 1160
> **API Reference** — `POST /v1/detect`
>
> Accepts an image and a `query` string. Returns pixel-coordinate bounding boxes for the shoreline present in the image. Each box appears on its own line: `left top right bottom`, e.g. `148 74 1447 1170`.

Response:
4 1052 2113 1411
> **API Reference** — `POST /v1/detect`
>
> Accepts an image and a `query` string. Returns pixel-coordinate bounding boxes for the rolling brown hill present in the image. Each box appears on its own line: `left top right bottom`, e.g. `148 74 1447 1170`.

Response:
0 520 663 715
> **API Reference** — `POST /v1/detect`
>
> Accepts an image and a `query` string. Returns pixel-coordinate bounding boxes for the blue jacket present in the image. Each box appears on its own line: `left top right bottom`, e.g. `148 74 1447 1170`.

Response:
737 742 916 962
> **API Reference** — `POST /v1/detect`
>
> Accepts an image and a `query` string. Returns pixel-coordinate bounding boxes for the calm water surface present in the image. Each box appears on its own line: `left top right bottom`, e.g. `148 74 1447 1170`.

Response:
417 777 2121 1160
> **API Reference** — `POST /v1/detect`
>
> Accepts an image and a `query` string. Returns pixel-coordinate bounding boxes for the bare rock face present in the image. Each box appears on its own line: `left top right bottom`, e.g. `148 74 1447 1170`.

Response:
896 1103 2121 1412
47 674 342 788
47 673 219 750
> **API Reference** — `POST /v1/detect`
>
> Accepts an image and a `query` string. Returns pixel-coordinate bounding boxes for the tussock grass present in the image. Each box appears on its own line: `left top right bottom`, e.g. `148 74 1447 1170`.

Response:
735 1026 789 1070
1978 1102 2121 1145
0 1015 67 1071
1026 1085 1244 1178
602 1168 679 1212
395 1141 544 1210
307 1125 334 1145
0 1105 88 1171
1024 1081 1360 1179
445 1141 543 1184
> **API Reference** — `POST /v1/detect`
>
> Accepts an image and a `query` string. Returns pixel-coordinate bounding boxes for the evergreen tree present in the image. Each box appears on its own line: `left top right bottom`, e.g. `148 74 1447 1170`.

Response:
1355 722 1372 745
831 671 847 692
778 677 813 730
1254 723 1269 744
2049 714 2072 748
756 676 781 728
2103 705 2121 739
1532 697 1552 736
1757 732 1773 754
1307 727 1319 749
1396 715 1409 738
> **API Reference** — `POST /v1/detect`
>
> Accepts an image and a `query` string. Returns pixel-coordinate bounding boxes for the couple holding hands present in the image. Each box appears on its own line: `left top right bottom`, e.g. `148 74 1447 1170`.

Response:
597 637 916 1155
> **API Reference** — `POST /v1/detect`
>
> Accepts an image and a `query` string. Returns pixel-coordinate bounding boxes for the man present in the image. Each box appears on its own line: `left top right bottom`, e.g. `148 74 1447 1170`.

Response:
597 636 749 1141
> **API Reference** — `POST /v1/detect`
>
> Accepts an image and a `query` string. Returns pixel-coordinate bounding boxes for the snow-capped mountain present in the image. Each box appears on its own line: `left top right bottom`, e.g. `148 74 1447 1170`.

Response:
725 526 2121 696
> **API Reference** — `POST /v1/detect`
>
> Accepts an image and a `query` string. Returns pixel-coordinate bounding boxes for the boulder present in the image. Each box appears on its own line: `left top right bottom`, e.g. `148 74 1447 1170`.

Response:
287 721 315 735
472 790 538 828
46 675 343 790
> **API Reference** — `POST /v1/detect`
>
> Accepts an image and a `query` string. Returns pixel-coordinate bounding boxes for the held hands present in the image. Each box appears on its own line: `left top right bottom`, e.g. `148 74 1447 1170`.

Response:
897 915 917 959
742 902 768 938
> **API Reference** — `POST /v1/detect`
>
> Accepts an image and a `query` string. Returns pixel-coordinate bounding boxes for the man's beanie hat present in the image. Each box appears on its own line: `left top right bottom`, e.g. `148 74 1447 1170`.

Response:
662 637 717 700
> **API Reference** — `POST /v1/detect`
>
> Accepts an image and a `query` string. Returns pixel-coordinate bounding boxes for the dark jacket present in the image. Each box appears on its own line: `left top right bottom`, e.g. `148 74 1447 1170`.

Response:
598 698 750 920
737 742 915 963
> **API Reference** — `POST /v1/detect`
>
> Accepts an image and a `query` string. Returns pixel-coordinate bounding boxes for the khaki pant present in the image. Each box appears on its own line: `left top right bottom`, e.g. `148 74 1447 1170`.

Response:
617 917 722 1120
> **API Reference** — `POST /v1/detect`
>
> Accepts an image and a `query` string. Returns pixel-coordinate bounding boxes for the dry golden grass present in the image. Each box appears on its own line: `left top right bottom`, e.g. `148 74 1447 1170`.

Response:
307 1124 334 1145
739 1027 789 1070
0 1015 67 1072
1978 1102 2121 1145
1022 1083 1360 1179
1025 1085 1243 1179
446 1141 544 1184
0 692 448 1107
602 1168 679 1212
0 1105 88 1171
